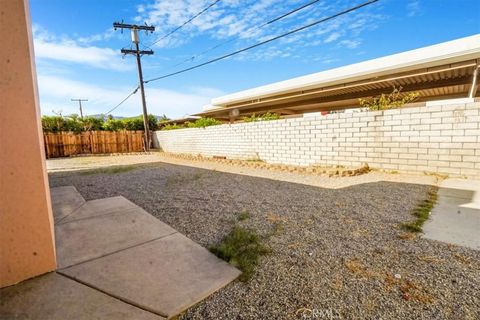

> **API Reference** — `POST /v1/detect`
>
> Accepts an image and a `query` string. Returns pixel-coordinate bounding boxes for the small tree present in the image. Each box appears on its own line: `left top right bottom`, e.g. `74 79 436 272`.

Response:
359 87 419 111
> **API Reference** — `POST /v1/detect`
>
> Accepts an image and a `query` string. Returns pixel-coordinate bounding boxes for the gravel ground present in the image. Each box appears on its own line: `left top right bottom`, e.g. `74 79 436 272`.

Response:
49 162 480 320
47 152 438 189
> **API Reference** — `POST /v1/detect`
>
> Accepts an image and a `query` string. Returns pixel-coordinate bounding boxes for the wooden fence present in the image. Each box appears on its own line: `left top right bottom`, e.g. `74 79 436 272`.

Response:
43 131 145 158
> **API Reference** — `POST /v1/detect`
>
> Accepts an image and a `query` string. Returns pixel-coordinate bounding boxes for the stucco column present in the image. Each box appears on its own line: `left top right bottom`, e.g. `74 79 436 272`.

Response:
0 0 57 287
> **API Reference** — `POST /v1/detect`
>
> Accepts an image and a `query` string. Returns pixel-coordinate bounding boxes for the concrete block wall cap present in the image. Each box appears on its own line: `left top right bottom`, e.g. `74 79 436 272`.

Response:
426 98 475 106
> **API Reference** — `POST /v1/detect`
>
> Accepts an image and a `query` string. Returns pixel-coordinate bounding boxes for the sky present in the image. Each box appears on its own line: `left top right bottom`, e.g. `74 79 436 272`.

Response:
30 0 480 119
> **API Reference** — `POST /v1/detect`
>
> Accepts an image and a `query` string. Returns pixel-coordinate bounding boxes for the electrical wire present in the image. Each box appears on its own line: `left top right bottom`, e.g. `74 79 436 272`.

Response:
167 0 323 71
104 86 139 115
144 0 378 84
145 0 222 48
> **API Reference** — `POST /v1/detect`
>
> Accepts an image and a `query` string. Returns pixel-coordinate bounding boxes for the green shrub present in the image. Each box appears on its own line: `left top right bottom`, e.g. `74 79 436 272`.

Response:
122 117 145 131
41 116 65 133
42 115 84 133
79 116 104 131
158 114 170 123
359 87 419 111
121 115 158 131
243 112 280 122
238 210 250 221
187 117 222 128
161 124 184 130
160 117 222 130
210 226 270 281
42 114 160 133
103 119 126 131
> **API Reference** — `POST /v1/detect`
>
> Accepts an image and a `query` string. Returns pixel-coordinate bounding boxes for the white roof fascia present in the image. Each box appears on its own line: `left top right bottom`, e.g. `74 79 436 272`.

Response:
211 34 480 107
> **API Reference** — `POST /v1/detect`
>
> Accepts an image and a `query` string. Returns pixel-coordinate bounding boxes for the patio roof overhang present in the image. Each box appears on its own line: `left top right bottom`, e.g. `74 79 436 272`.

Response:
195 34 480 120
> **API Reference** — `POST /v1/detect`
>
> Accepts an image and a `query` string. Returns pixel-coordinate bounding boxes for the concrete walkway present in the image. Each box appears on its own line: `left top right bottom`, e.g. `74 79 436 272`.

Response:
423 179 480 250
0 187 240 319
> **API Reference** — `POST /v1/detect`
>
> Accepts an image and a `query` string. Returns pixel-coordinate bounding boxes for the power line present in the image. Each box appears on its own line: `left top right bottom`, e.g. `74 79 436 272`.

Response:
144 0 378 84
146 0 221 48
104 86 139 115
263 0 322 26
167 0 323 72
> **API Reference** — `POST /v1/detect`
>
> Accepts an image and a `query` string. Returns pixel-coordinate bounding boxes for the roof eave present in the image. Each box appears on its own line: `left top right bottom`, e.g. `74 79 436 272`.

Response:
210 34 480 108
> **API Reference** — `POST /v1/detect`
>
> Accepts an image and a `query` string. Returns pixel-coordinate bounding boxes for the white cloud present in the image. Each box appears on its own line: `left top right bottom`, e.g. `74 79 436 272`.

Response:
233 45 295 61
37 75 223 118
33 25 130 71
31 1 388 119
34 41 130 71
339 39 361 49
77 29 117 45
133 0 385 63
146 86 224 117
313 56 339 64
136 0 307 46
324 32 341 43
407 1 421 17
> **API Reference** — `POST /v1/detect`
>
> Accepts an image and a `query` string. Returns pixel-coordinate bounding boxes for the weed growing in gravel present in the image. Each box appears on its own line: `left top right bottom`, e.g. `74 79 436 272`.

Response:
210 226 270 281
165 172 203 187
271 222 284 236
80 165 137 175
238 210 250 221
399 232 417 240
402 188 438 233
266 213 286 236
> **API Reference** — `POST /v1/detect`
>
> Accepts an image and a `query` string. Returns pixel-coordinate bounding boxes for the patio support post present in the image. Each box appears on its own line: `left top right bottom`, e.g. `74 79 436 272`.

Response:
0 0 57 288
468 65 479 98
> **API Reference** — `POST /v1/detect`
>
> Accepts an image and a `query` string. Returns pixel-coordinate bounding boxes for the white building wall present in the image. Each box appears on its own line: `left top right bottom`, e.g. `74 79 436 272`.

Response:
153 102 480 178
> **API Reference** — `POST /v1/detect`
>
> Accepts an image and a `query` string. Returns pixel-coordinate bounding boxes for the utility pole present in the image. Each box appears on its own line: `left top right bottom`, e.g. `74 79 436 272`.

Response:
71 98 88 118
113 21 155 151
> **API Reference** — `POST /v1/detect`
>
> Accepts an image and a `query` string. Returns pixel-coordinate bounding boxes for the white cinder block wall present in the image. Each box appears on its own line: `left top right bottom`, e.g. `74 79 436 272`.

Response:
154 102 480 178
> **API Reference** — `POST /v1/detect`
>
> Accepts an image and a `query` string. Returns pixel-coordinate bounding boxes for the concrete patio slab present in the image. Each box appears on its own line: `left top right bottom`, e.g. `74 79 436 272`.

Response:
56 208 176 269
437 188 474 200
440 178 480 209
45 186 240 317
0 273 165 320
60 233 241 318
58 196 139 224
50 186 85 222
423 187 480 250
440 178 480 191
